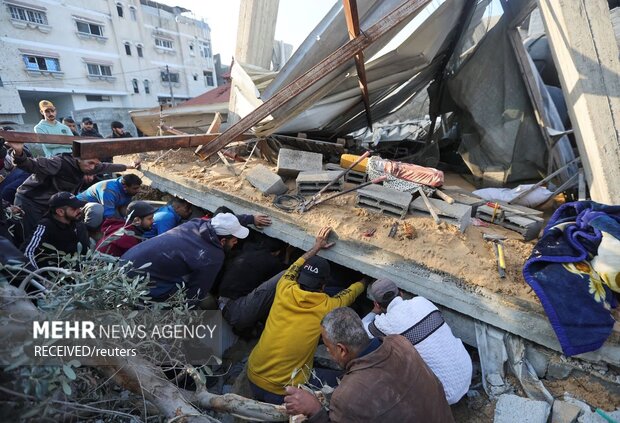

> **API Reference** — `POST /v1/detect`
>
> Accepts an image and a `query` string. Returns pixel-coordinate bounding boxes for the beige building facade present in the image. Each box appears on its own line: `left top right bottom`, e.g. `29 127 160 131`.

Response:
0 0 217 135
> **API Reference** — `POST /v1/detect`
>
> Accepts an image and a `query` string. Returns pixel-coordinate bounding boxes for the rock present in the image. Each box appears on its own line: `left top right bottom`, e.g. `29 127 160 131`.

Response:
552 400 583 423
494 394 551 423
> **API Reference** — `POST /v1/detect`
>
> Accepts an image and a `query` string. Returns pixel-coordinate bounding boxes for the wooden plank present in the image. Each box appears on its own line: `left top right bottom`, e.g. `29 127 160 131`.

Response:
73 133 255 159
343 0 373 129
194 0 432 160
0 131 78 145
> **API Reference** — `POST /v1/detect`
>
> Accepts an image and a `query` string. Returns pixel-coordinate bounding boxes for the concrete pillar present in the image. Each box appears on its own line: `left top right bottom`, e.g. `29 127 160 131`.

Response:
234 0 280 70
537 0 620 204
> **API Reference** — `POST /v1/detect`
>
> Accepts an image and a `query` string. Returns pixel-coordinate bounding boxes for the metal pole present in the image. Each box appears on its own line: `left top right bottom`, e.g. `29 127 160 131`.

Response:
166 65 175 106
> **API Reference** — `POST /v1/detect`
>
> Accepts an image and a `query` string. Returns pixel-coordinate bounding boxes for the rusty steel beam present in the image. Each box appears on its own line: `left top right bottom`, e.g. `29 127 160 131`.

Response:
195 0 431 160
73 133 255 159
0 131 78 145
343 0 373 130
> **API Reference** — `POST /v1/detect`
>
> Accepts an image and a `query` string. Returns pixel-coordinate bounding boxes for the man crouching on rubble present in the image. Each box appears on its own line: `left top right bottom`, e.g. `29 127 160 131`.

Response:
122 212 269 304
284 307 454 422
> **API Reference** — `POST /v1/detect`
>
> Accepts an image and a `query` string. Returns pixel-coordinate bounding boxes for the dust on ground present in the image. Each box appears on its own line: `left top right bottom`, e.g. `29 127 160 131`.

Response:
130 149 540 303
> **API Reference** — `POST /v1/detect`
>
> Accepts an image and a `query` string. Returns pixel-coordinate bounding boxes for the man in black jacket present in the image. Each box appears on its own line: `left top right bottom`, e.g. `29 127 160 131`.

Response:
5 140 138 238
107 121 132 139
23 192 89 270
80 117 103 138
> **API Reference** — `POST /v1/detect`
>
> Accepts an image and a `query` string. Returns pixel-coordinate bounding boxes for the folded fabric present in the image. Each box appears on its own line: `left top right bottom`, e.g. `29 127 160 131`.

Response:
523 201 620 356
367 156 444 194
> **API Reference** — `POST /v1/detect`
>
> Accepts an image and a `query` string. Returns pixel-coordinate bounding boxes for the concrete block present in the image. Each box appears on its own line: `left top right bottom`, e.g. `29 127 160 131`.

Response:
296 171 344 195
324 163 367 184
547 358 573 380
494 394 551 423
245 164 288 195
525 344 550 379
409 196 472 231
276 148 323 178
356 184 412 219
578 409 620 423
552 400 583 423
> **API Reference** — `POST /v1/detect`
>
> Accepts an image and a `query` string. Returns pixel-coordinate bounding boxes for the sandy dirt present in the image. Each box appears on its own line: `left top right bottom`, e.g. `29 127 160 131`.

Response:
131 149 541 303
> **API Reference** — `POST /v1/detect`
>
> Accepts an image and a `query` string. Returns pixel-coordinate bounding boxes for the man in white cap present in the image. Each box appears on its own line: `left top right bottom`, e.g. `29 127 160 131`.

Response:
362 278 473 405
121 212 268 303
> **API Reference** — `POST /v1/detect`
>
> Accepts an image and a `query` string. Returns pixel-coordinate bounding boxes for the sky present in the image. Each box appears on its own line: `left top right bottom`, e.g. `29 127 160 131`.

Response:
157 0 337 65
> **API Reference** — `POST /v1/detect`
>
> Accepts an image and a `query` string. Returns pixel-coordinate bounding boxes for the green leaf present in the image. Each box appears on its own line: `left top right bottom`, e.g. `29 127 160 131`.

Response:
63 364 76 380
61 380 72 396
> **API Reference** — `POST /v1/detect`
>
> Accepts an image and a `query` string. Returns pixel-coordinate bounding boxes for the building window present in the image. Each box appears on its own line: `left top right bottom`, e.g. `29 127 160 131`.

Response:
199 40 211 58
86 95 112 102
132 78 139 93
203 71 214 87
116 3 123 17
124 42 131 56
136 45 143 57
9 5 48 25
76 21 103 37
155 38 173 49
87 63 112 76
143 79 150 94
193 73 198 81
129 6 137 21
160 71 179 83
23 55 60 72
0 75 4 87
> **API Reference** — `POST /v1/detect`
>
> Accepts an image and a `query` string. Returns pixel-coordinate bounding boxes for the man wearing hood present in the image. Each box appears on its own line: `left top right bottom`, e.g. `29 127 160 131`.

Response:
121 213 263 302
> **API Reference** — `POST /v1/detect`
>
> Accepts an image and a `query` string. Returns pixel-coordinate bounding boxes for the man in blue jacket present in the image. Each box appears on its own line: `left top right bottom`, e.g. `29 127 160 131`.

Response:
121 213 267 303
143 197 193 238
78 174 142 230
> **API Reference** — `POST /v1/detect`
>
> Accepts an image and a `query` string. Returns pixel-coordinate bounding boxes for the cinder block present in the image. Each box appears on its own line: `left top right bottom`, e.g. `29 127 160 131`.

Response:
356 184 412 219
277 148 323 178
494 394 551 423
296 171 343 195
409 196 472 231
245 164 288 195
324 163 366 184
552 400 582 423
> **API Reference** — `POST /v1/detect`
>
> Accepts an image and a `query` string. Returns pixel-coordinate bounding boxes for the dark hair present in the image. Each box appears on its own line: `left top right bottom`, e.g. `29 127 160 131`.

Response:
213 206 234 216
111 121 124 129
62 117 75 124
121 173 142 187
171 197 190 207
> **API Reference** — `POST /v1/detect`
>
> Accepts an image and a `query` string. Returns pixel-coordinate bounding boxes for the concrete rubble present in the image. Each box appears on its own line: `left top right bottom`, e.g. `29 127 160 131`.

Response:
493 394 551 423
356 184 412 219
276 148 323 177
245 164 288 195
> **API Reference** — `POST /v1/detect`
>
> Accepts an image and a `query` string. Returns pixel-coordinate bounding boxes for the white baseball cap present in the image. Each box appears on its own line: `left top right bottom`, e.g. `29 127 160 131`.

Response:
211 213 249 239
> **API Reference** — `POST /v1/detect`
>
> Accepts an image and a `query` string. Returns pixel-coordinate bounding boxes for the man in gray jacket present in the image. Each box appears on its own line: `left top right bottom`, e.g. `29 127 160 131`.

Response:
5 140 139 238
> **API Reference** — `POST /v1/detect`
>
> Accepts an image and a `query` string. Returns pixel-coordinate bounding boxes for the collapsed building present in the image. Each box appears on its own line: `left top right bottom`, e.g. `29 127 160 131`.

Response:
2 0 618 420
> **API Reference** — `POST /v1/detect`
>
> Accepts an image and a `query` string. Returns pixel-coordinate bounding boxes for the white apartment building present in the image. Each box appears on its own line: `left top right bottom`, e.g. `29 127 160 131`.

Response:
0 0 217 135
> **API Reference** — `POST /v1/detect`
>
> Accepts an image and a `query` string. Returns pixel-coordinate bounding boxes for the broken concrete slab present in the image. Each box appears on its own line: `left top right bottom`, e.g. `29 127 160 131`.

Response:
525 344 551 379
578 409 620 423
409 196 472 231
356 184 412 219
276 148 323 177
245 164 288 195
552 400 583 423
494 394 551 423
296 171 344 195
547 358 573 380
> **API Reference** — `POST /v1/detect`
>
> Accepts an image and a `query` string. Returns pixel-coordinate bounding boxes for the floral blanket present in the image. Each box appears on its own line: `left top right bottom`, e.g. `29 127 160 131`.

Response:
523 201 620 356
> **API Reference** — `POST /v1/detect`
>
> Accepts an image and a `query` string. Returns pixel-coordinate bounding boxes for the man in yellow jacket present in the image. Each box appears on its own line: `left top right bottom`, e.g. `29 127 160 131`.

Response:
247 227 367 404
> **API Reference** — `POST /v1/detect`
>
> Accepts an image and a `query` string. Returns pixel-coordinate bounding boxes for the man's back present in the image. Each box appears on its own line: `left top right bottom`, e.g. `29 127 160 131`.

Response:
366 296 472 404
247 257 364 395
121 218 224 300
329 335 454 423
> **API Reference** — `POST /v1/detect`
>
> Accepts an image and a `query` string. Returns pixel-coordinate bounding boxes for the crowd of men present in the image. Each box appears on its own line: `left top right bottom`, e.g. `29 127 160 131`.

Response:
0 99 474 421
